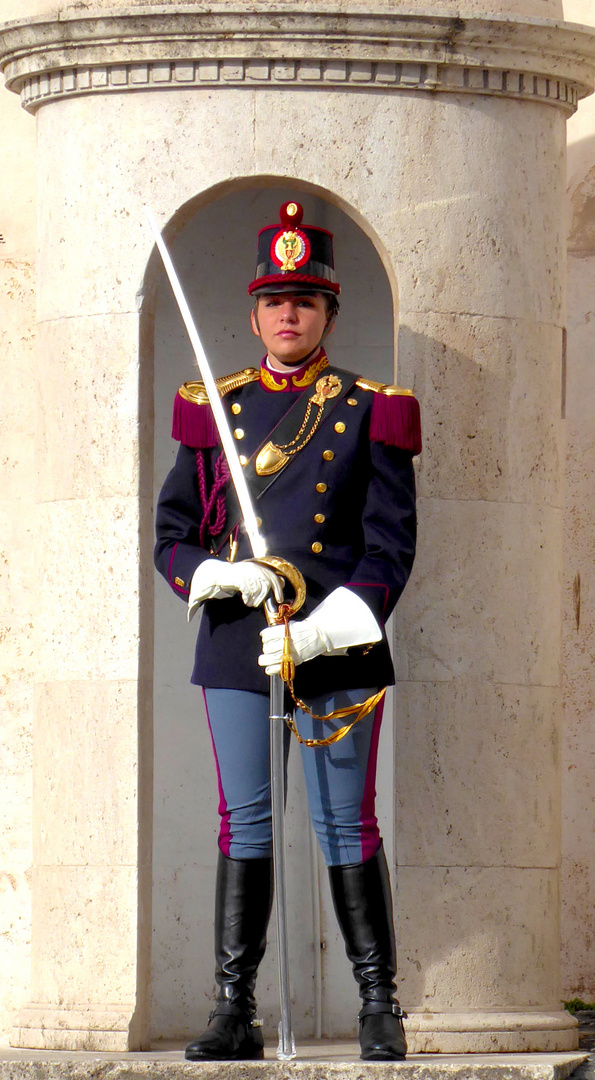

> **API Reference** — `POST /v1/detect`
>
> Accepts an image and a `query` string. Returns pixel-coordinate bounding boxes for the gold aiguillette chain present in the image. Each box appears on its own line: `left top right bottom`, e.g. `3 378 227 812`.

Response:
255 373 343 477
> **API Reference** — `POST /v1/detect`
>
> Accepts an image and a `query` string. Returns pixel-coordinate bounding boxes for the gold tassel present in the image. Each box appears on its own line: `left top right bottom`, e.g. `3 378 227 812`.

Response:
284 687 386 748
279 620 296 684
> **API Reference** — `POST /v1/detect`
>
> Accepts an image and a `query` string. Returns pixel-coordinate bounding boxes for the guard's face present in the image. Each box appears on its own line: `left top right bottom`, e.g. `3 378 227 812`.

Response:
251 293 330 368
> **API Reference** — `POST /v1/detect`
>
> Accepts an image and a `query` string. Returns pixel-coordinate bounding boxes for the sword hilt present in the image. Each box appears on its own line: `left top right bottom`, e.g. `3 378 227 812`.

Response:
251 556 306 626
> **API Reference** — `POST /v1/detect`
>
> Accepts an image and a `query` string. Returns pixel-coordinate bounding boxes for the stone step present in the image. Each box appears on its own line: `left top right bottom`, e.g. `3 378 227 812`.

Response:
0 1045 588 1080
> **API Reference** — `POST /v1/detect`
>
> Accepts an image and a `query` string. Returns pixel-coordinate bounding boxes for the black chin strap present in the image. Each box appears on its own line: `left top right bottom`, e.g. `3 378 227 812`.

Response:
304 308 338 363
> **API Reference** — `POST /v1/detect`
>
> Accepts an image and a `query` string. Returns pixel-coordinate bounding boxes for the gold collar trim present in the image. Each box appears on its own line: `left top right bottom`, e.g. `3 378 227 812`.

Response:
260 351 329 392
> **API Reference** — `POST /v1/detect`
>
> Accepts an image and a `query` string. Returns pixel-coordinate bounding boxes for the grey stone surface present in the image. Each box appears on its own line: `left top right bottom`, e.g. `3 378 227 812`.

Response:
0 1046 589 1080
577 1015 595 1052
569 1054 595 1080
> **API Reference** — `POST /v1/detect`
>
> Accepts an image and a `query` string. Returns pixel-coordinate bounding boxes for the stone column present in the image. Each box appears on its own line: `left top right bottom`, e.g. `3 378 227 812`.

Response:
7 112 155 1054
0 43 36 1047
1 2 594 1052
561 0 595 1005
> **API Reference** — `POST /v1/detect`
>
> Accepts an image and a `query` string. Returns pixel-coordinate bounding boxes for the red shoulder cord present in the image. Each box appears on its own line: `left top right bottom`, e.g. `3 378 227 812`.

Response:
195 450 230 546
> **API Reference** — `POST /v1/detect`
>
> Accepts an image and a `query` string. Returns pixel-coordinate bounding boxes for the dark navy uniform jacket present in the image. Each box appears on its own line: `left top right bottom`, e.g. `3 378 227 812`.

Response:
154 353 421 698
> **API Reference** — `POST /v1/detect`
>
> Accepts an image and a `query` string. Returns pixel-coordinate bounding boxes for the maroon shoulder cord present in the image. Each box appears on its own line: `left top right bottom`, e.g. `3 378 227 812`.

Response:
195 450 230 546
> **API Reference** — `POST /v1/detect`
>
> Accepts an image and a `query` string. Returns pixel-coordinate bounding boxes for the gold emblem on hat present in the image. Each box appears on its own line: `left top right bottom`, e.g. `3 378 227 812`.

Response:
276 231 302 272
286 202 298 217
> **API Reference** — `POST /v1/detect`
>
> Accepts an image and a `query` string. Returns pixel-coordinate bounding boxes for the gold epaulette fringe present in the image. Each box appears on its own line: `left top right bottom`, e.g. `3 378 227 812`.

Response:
355 377 414 398
178 367 260 406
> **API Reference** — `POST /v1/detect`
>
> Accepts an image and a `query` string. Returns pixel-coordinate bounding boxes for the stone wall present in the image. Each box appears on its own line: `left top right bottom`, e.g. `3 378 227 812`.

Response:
561 0 595 1005
0 47 36 1043
0 0 594 1051
0 0 567 15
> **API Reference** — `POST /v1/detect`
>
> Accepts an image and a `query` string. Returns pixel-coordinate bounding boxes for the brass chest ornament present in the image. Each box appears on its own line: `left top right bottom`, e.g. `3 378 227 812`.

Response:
255 374 343 477
310 373 341 405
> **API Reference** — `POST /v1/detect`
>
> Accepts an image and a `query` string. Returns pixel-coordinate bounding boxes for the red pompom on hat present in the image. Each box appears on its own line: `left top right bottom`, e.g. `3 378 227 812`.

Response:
248 200 340 296
279 201 304 227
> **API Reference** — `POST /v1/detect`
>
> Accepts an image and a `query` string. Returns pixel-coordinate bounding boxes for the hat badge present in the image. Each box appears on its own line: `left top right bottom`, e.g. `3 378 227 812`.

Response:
273 229 309 272
247 199 340 296
270 199 311 274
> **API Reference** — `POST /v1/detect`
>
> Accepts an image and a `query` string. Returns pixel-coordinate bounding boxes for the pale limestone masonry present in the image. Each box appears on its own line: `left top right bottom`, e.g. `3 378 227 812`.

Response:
0 1047 590 1080
2 7 595 114
0 0 594 1057
561 0 595 1009
0 70 35 1060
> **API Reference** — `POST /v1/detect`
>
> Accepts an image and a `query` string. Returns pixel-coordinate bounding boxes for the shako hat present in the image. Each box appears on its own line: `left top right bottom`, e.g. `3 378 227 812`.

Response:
248 201 340 296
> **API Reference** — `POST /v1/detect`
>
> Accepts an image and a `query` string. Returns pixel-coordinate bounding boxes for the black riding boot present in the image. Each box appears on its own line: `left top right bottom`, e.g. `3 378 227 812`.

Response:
185 852 274 1061
328 843 407 1061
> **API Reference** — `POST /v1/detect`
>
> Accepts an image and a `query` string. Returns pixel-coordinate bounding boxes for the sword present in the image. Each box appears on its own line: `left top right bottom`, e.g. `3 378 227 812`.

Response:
146 207 298 1061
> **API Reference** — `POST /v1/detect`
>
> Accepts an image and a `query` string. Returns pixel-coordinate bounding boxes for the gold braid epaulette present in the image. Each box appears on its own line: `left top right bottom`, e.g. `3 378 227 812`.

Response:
355 377 415 397
178 367 260 405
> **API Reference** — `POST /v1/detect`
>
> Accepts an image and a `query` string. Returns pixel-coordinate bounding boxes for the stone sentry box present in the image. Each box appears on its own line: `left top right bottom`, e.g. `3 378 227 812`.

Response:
1 0 595 1054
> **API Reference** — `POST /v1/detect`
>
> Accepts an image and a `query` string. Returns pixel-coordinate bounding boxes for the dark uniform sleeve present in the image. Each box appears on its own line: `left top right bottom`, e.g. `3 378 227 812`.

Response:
154 443 212 599
344 442 417 627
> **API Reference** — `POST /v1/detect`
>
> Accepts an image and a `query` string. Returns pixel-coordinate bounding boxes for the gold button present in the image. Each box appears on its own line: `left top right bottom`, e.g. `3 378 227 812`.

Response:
233 428 244 440
347 398 358 406
239 454 247 466
314 513 325 524
323 450 334 461
231 403 242 415
256 517 262 527
174 576 185 587
316 483 327 493
311 542 323 554
334 421 346 434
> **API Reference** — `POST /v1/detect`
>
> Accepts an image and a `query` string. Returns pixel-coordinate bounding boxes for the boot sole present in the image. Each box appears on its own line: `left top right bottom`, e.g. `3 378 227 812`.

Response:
185 1051 265 1061
361 1051 406 1061
185 1042 264 1062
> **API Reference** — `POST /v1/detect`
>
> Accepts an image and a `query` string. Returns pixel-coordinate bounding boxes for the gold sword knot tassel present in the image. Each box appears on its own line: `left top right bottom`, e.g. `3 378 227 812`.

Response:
280 616 296 685
253 556 385 747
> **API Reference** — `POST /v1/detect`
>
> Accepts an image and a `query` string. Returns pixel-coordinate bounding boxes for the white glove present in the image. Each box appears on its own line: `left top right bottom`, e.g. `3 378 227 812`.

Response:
258 586 382 675
188 559 284 622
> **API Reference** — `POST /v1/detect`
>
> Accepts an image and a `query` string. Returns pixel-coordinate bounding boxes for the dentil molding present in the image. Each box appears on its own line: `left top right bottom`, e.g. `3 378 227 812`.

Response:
0 4 595 113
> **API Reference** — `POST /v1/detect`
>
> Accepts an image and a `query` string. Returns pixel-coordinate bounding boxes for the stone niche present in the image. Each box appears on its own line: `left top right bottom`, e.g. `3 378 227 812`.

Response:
1 0 595 1053
151 185 396 1042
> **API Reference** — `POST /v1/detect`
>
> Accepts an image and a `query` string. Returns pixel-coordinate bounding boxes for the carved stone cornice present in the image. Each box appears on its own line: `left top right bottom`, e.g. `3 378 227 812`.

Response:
1 4 594 114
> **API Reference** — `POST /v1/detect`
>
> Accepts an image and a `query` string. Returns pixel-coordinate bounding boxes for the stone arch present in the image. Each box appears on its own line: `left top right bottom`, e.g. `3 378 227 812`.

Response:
142 175 400 382
145 177 399 1040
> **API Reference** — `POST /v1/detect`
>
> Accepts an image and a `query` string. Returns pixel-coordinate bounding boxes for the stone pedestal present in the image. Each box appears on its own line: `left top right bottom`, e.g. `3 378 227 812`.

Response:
0 1046 590 1080
1 1 594 1052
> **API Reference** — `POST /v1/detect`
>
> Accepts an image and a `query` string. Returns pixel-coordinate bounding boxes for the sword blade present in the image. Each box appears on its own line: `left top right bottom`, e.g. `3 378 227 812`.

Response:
145 206 267 559
270 674 297 1061
147 208 296 1058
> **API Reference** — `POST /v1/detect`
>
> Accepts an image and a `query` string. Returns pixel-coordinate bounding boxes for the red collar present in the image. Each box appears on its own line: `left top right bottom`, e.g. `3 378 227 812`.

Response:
259 351 329 393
